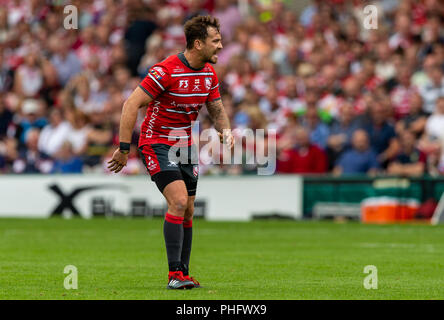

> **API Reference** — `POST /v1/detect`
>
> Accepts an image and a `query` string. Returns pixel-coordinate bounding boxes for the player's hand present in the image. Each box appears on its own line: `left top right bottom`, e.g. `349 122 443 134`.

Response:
218 130 235 149
107 149 128 173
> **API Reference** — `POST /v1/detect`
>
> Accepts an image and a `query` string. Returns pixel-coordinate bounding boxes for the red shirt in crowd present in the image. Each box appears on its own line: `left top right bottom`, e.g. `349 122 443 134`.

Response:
277 144 327 174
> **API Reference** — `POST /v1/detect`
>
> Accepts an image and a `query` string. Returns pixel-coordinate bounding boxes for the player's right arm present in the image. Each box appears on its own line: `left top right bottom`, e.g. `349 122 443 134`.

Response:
119 87 153 145
107 87 152 173
108 65 170 173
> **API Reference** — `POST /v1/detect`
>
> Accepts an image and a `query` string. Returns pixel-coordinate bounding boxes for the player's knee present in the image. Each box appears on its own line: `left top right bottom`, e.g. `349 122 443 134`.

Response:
170 196 188 214
184 206 194 220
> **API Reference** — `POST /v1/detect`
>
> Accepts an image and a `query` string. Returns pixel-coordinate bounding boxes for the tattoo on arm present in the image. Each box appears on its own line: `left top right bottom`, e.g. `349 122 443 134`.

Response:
206 99 231 133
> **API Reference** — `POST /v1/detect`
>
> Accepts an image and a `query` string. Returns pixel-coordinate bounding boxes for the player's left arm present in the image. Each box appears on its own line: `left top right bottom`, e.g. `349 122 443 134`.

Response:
206 98 234 148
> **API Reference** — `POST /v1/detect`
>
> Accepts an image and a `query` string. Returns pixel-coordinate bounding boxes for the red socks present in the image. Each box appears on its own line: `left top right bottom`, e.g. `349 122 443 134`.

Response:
183 220 193 228
165 213 184 224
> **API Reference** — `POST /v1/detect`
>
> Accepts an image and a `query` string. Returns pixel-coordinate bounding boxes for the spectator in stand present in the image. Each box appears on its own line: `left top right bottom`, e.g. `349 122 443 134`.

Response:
317 64 342 121
72 74 108 114
396 92 429 138
279 76 305 115
75 26 98 71
389 13 412 50
184 0 209 22
299 0 322 27
375 42 396 81
0 137 18 173
413 53 437 88
13 51 43 99
277 126 327 174
112 65 133 100
333 129 380 176
342 75 367 115
0 95 12 138
0 50 13 94
37 108 70 157
300 106 330 150
0 8 12 46
358 97 399 167
15 99 47 147
51 141 83 174
419 56 444 113
390 64 419 120
419 96 444 173
326 101 359 170
65 108 89 156
12 128 52 174
124 6 157 76
82 111 112 172
419 13 444 59
387 130 426 177
50 34 82 87
424 96 444 141
275 114 298 172
213 0 243 43
359 55 383 93
259 85 286 131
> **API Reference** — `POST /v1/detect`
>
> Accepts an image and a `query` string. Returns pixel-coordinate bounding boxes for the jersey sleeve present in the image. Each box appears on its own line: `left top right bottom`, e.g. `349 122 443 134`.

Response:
139 65 170 99
207 67 221 102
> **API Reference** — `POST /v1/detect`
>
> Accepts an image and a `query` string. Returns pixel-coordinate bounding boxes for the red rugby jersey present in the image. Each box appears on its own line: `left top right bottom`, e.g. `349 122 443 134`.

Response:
138 52 221 147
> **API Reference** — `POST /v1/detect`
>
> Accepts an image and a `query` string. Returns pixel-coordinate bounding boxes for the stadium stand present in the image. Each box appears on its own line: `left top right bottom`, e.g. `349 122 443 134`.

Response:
0 0 443 177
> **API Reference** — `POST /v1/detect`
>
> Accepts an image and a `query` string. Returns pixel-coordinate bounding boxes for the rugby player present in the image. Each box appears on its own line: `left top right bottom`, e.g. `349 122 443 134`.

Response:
107 15 234 290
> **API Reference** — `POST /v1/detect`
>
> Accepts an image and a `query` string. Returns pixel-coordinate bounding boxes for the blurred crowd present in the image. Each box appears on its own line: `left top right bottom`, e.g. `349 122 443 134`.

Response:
0 0 444 177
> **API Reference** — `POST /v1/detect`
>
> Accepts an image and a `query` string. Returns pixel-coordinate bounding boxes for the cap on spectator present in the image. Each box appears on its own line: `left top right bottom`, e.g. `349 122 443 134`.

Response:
21 99 39 115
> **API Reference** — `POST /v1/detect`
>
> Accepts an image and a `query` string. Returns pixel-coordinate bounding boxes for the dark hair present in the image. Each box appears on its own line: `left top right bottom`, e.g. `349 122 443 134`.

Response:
184 15 220 49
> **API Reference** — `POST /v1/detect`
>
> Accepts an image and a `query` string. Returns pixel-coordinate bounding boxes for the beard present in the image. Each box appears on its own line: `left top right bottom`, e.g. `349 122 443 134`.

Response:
205 50 219 64
209 55 218 64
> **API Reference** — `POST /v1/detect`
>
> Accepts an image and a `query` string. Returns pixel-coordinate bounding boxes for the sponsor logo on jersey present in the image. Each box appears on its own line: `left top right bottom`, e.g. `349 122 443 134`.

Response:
179 79 189 89
146 101 160 138
153 66 165 76
147 156 157 170
205 77 212 90
173 66 185 73
193 79 201 91
149 68 162 80
170 101 203 109
168 161 178 167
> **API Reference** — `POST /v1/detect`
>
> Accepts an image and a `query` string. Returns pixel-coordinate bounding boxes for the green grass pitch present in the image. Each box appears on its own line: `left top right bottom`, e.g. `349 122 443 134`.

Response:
1 218 444 300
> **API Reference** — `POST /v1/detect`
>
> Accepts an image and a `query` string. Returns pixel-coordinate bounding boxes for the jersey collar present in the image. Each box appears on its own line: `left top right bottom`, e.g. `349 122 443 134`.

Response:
177 52 205 71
